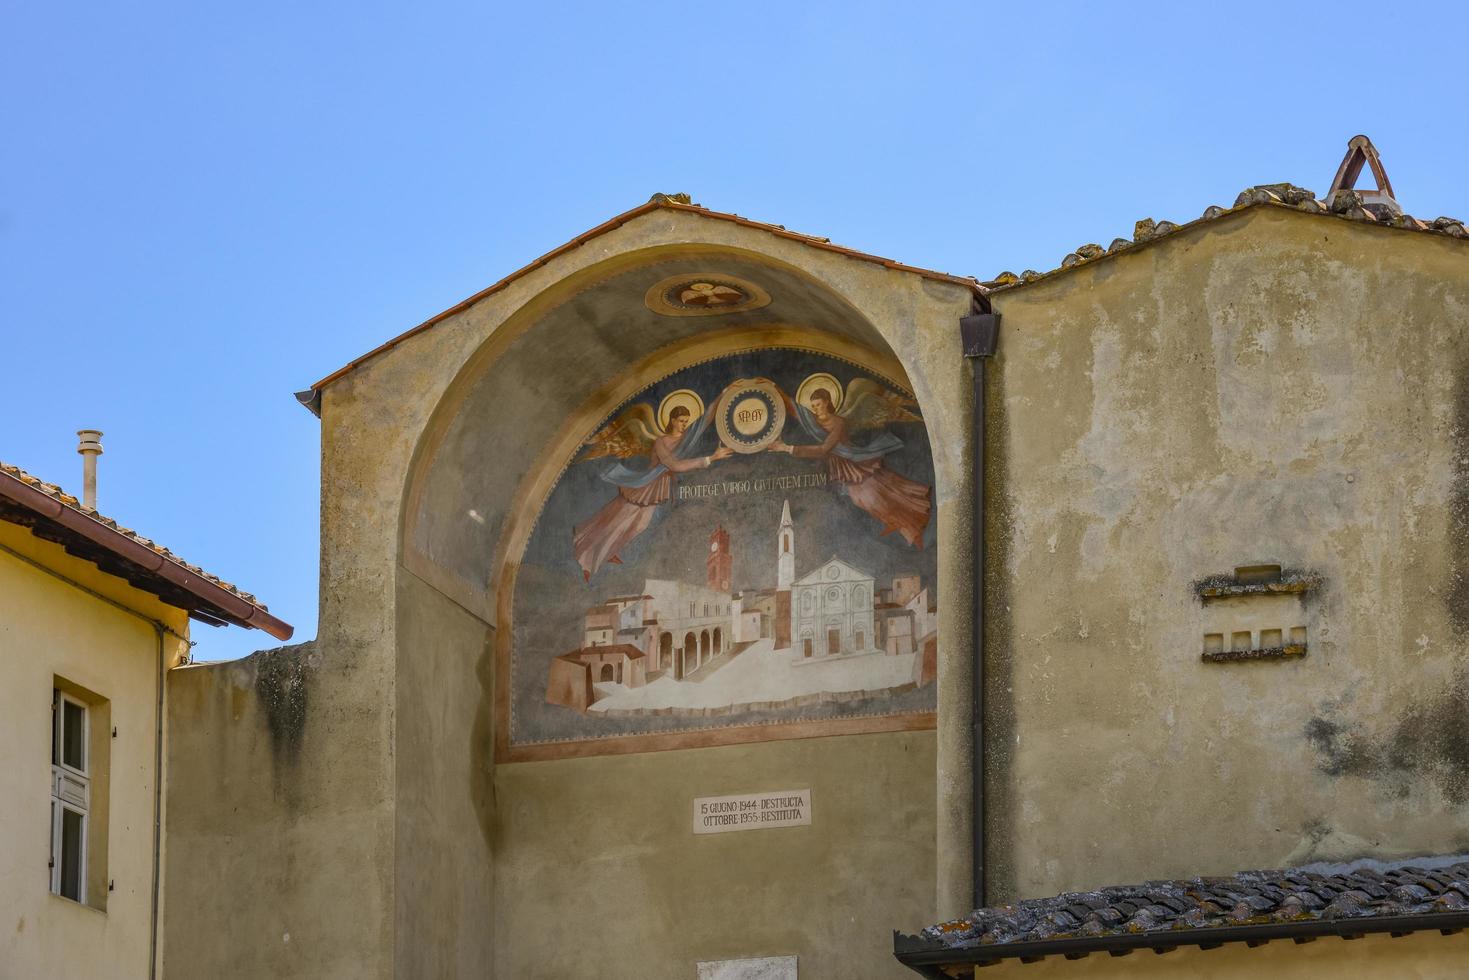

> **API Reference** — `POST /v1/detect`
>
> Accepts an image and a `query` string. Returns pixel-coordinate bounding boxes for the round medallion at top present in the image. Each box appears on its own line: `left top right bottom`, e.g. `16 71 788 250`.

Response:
713 378 786 454
643 273 772 317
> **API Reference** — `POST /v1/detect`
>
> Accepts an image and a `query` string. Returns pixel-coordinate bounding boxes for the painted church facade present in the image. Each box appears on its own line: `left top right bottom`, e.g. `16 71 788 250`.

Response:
792 557 876 658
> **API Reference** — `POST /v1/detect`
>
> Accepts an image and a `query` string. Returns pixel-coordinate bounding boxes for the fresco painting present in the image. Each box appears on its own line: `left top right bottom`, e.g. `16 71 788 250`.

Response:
509 347 939 751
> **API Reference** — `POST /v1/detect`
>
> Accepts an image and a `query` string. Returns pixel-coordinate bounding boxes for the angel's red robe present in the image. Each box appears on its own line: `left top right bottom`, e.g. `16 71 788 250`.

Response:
792 413 931 547
573 434 715 580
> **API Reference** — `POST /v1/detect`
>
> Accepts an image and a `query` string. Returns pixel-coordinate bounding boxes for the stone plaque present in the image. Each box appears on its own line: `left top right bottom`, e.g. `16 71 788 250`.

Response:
693 789 812 835
696 955 797 979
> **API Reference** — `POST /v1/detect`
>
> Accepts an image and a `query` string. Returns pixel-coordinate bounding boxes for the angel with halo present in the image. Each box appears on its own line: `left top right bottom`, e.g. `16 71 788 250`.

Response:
769 373 932 547
572 389 732 581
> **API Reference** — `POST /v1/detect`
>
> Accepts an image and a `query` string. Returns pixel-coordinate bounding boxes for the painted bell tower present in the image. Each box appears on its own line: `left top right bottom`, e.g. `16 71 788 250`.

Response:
777 499 794 589
775 499 794 649
707 524 732 592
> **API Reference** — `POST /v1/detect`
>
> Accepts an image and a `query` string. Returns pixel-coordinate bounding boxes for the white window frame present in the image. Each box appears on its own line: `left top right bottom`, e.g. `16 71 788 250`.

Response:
50 690 89 904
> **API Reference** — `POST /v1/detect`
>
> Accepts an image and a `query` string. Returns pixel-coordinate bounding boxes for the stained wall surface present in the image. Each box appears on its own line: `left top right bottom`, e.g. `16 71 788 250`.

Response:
162 204 978 978
984 207 1469 901
0 522 186 980
163 640 390 980
389 213 975 976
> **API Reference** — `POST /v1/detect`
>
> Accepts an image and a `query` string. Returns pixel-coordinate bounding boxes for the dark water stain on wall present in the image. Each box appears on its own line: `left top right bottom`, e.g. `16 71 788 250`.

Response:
1305 671 1469 804
471 629 497 857
253 642 314 766
1446 368 1469 636
983 359 1019 905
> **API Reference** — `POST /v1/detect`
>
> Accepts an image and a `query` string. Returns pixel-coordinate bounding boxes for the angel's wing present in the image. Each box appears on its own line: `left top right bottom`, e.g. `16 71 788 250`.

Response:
582 403 660 460
838 378 921 432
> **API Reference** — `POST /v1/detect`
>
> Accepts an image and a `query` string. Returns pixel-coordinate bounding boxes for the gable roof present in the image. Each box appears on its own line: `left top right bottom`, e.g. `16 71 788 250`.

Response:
0 460 293 640
304 194 984 399
895 855 1469 973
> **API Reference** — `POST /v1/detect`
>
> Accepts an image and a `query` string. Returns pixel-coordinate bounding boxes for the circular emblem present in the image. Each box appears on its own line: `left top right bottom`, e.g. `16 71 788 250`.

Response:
644 273 772 317
713 378 786 453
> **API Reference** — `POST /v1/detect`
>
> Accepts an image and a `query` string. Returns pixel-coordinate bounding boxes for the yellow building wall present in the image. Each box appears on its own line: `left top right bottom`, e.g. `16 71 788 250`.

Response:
0 522 187 980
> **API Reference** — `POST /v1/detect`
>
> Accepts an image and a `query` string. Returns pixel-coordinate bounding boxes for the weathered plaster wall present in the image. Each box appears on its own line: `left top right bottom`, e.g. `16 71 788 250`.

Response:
393 571 494 977
938 930 1468 979
383 210 976 972
162 640 397 980
0 522 186 980
986 207 1469 901
492 731 935 979
162 205 977 976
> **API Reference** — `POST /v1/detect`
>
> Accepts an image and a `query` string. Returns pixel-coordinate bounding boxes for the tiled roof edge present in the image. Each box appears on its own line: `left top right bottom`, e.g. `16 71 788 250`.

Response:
981 185 1469 294
896 855 1469 971
307 194 984 394
896 911 1469 972
0 461 292 640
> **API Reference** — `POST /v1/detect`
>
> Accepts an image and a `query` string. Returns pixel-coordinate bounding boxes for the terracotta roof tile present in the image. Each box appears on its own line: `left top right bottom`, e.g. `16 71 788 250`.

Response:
895 856 1469 970
983 184 1469 293
0 459 290 638
308 194 984 394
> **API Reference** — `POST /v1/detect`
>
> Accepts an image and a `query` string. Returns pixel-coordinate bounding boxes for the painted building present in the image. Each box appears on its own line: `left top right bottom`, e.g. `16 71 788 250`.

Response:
582 594 653 649
792 557 877 657
707 524 732 592
546 644 647 712
154 137 1469 978
0 454 288 979
774 498 795 651
642 577 733 678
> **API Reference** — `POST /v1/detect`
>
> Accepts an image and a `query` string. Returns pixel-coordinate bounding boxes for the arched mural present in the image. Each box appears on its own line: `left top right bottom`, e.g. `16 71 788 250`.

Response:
514 345 939 757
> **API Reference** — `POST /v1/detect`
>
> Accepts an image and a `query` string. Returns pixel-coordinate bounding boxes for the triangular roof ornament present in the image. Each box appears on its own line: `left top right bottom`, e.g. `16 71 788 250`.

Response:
1328 135 1400 214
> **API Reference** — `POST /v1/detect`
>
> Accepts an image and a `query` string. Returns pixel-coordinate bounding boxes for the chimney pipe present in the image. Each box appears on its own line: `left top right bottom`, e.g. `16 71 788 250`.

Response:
76 429 103 510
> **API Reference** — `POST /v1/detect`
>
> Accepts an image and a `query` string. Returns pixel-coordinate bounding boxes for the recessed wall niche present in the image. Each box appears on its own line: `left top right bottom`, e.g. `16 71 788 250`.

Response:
1194 564 1318 663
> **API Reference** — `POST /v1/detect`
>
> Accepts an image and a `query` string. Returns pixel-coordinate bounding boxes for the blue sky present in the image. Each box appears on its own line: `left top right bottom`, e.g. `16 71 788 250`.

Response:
3 0 1464 661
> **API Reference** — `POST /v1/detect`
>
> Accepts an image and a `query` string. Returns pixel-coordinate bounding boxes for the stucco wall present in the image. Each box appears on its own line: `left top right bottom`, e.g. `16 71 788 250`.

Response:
163 640 398 979
493 731 935 978
393 571 494 977
0 523 185 980
382 211 974 974
985 207 1469 901
161 205 977 977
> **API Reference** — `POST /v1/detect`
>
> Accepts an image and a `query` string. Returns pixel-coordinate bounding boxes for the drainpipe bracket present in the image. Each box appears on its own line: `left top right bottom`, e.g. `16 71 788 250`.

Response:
960 313 1000 359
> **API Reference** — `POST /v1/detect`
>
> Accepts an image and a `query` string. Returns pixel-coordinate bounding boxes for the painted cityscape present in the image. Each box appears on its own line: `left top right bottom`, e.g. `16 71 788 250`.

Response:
509 348 939 749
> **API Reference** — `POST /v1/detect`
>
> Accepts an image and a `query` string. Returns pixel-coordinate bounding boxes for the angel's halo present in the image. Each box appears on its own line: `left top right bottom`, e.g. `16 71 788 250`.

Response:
656 388 705 431
795 372 844 413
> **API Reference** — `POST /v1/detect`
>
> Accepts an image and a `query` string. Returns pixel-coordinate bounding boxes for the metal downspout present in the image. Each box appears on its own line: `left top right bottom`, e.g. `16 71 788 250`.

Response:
960 310 999 910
